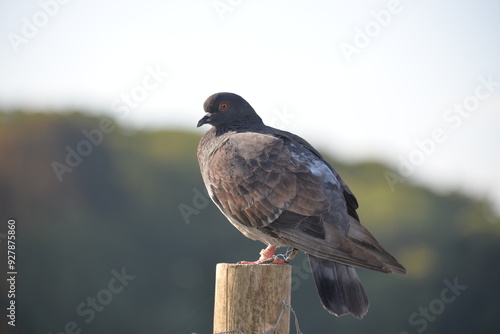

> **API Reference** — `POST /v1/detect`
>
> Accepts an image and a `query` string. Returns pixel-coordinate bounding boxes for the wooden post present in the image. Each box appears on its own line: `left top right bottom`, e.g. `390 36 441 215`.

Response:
213 263 292 334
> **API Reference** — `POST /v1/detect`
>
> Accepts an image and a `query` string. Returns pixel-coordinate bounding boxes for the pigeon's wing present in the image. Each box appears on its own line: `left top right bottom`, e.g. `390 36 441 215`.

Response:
205 132 332 229
270 128 360 220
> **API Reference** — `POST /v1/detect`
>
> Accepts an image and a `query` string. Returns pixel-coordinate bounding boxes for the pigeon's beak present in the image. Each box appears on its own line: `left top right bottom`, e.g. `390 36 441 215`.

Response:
197 114 211 127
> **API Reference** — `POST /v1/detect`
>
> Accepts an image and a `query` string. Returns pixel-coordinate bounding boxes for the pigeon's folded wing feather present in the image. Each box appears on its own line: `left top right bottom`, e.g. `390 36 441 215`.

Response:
271 128 360 220
205 132 331 228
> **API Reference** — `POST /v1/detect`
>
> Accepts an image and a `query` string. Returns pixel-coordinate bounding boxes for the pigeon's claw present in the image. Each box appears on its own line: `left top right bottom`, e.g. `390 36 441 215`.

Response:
238 255 287 265
238 245 287 264
269 256 287 264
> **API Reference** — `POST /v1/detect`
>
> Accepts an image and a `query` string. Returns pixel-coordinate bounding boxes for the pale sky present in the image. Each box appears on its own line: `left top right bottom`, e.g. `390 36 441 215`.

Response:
1 0 500 212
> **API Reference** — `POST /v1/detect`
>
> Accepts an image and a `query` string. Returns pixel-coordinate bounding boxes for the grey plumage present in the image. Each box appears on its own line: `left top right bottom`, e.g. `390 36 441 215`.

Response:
197 92 406 318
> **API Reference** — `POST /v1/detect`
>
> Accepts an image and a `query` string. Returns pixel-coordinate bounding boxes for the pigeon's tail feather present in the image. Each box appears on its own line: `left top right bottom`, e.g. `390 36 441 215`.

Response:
308 255 369 319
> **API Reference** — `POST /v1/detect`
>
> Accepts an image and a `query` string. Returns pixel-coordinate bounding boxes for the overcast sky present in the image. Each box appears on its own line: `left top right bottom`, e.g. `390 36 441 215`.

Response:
1 0 500 212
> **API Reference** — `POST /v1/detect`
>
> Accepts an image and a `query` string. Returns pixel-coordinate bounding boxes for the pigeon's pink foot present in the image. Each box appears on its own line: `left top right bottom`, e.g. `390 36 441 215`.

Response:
238 245 286 264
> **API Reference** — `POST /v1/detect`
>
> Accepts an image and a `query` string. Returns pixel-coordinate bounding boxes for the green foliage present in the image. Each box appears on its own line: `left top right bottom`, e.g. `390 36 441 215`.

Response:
0 111 498 334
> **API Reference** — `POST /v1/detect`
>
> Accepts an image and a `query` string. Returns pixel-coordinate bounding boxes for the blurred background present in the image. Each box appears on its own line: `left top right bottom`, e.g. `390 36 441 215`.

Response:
1 0 499 333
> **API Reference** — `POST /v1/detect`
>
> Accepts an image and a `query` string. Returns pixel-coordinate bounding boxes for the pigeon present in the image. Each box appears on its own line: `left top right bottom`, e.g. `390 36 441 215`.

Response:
197 92 406 318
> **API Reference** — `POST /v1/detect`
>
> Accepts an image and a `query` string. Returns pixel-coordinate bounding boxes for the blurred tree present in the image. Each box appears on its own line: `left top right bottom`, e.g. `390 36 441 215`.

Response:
0 111 498 334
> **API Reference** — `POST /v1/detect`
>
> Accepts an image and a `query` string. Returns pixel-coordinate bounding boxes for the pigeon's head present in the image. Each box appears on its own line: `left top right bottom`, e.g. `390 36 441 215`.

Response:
197 92 263 130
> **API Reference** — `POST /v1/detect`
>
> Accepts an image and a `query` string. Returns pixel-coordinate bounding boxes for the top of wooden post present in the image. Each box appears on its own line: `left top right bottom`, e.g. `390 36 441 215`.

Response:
214 263 292 334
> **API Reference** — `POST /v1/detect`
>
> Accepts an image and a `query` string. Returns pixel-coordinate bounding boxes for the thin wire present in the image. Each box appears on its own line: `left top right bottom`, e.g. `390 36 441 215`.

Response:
275 247 295 262
264 300 303 334
287 300 304 334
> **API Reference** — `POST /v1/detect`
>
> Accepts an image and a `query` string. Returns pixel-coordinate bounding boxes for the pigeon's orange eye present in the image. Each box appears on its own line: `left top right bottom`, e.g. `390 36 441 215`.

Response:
220 103 229 110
